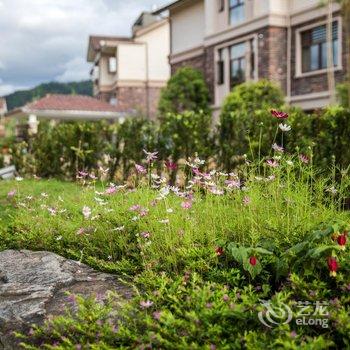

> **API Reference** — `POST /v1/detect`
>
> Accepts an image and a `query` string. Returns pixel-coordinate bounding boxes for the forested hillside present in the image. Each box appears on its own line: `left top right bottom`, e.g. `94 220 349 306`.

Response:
4 80 93 111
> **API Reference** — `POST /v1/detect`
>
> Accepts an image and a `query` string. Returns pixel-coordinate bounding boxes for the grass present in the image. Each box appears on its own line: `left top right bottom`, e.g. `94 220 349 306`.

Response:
2 157 350 349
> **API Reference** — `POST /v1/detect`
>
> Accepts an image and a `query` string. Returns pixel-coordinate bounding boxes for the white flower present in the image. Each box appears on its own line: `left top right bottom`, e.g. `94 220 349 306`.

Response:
159 219 169 224
326 186 338 195
272 143 284 152
286 160 294 166
82 206 92 219
15 176 23 181
48 207 56 216
113 226 125 231
166 208 174 213
279 123 291 132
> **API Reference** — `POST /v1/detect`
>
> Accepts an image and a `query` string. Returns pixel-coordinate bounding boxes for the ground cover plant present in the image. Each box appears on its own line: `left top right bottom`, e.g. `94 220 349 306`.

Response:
1 109 350 348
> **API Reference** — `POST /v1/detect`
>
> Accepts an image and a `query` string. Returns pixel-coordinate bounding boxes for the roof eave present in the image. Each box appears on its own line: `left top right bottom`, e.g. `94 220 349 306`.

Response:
152 0 189 14
6 108 134 120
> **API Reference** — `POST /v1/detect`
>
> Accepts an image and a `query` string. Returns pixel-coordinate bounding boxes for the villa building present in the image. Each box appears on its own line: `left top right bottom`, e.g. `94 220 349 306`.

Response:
154 0 347 115
87 12 170 118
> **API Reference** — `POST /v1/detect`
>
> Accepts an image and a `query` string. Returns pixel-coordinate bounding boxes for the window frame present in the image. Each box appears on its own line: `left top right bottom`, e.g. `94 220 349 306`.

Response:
229 0 245 26
295 17 342 78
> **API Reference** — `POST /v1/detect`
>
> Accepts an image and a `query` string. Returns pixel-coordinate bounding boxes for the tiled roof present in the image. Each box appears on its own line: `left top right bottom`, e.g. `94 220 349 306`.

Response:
25 94 124 113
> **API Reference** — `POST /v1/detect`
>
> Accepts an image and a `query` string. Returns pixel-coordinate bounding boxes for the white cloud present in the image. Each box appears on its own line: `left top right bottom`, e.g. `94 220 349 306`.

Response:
0 0 169 94
55 57 90 82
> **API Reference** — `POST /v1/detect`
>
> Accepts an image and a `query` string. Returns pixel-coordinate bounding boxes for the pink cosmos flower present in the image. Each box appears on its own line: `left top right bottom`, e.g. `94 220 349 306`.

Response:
266 159 279 168
222 294 229 302
243 196 251 206
140 209 149 217
153 311 162 320
105 186 116 195
225 179 241 189
299 154 309 164
192 168 202 176
129 204 141 211
135 164 147 174
141 232 150 238
89 173 97 180
78 171 88 177
76 227 85 235
140 300 153 308
181 201 192 209
7 189 16 198
271 109 288 119
82 206 91 219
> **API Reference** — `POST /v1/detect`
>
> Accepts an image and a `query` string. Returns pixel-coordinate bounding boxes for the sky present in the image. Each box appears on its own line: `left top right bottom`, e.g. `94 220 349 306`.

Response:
0 0 169 96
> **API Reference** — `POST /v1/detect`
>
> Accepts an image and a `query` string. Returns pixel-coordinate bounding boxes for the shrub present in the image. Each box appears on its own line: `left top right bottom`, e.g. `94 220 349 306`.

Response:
117 117 158 179
158 67 210 115
336 82 350 108
217 80 285 171
159 110 213 180
312 106 350 170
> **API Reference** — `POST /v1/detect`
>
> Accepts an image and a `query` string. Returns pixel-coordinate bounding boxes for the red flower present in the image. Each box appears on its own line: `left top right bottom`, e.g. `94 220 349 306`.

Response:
337 233 347 249
249 256 257 266
271 109 288 119
215 247 224 256
327 257 338 277
165 161 177 170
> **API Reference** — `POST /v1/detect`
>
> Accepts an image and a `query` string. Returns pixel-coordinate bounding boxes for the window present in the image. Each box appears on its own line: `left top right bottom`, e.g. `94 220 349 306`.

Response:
229 0 245 25
301 21 339 73
217 48 224 85
230 42 246 88
218 0 225 12
108 57 117 73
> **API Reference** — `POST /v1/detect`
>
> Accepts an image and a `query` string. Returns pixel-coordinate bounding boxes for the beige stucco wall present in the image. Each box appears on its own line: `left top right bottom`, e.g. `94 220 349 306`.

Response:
171 0 205 54
117 43 147 81
290 0 321 12
98 55 116 87
135 21 170 81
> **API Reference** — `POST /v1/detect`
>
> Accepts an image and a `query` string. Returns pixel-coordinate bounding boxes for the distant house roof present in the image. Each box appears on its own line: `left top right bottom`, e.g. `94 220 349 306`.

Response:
87 35 132 62
0 98 7 115
6 94 133 120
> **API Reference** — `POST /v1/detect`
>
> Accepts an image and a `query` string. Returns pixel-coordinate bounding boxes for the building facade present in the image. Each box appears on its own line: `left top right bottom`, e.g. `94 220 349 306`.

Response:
155 0 347 115
87 12 170 118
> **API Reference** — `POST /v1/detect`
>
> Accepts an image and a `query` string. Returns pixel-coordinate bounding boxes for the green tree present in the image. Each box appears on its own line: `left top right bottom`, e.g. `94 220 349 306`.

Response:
158 67 210 116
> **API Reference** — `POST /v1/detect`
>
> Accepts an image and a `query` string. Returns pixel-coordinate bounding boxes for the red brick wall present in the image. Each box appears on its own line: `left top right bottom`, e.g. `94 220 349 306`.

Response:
97 86 162 119
170 54 205 75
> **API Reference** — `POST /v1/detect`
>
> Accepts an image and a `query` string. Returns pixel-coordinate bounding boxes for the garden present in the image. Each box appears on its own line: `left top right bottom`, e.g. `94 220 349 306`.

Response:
1 69 350 349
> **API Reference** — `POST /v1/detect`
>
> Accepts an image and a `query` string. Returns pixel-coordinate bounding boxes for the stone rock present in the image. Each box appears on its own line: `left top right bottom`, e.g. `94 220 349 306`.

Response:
0 250 132 349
